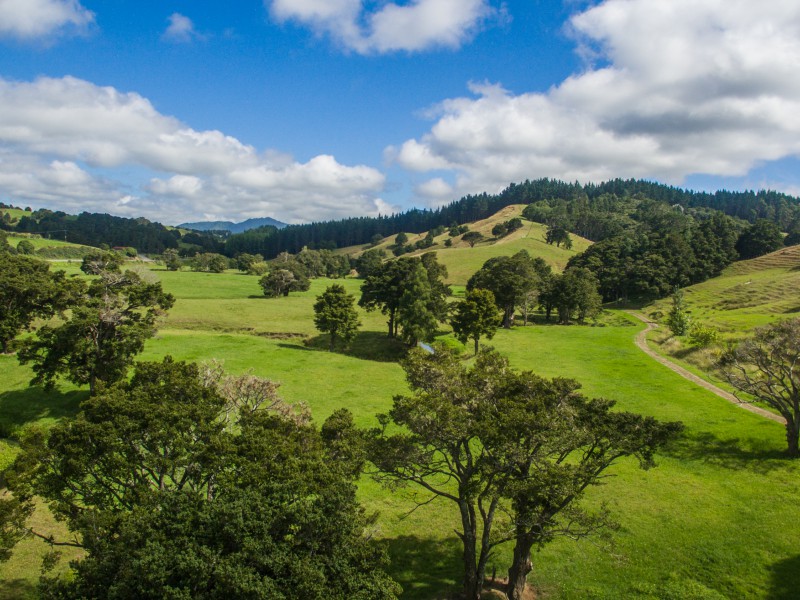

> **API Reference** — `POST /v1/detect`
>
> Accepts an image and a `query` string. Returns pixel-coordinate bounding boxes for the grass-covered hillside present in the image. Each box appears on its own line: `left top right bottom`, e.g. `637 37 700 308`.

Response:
2 262 800 599
6 234 97 259
342 205 591 285
648 244 800 334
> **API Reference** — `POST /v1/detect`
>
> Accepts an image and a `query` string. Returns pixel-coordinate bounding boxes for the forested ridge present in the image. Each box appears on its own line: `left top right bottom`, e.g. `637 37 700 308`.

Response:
223 178 800 257
2 178 798 259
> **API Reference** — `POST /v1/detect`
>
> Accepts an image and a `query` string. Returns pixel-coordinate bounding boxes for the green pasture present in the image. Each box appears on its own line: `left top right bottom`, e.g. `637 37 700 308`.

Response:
0 208 29 221
647 244 800 335
6 234 96 260
2 267 800 599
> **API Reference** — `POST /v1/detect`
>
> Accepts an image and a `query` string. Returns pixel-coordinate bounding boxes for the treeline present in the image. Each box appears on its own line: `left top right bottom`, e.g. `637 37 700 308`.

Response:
223 178 800 258
4 209 182 254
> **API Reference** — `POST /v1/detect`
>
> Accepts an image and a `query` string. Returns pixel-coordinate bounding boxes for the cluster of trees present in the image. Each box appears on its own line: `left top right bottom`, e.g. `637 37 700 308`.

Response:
359 253 450 345
6 210 183 254
3 358 401 599
491 217 523 238
567 207 742 301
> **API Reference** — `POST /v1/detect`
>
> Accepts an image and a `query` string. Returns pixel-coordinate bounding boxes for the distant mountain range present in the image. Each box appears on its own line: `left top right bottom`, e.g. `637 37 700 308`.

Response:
178 217 288 233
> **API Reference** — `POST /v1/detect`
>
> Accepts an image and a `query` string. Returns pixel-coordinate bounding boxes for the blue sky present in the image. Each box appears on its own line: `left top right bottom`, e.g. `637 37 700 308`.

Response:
0 0 799 225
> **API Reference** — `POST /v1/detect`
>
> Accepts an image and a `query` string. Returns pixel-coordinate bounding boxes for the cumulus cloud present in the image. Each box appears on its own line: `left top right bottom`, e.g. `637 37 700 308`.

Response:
0 76 386 223
267 0 498 54
393 0 800 204
162 13 204 43
0 0 94 40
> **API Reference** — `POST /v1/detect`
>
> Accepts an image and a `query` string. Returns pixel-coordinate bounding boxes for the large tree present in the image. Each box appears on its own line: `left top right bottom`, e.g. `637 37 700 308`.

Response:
0 254 83 353
314 284 361 351
359 256 449 340
482 373 682 599
9 358 400 599
719 318 800 457
368 348 680 600
450 288 500 354
467 250 546 328
17 269 174 393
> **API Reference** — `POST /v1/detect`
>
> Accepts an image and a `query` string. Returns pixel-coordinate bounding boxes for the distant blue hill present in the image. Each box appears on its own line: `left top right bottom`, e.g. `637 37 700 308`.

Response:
179 217 287 233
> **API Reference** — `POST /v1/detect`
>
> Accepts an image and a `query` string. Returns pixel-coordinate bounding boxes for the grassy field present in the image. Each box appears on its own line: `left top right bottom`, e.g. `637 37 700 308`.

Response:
2 260 800 599
640 244 800 390
5 234 96 260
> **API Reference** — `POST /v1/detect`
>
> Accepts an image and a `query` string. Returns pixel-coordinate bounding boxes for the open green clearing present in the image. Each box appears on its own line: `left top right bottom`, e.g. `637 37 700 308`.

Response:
2 265 800 599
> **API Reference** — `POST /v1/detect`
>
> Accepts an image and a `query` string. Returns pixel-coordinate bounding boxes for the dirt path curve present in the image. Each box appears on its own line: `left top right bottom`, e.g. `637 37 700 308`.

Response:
625 311 785 425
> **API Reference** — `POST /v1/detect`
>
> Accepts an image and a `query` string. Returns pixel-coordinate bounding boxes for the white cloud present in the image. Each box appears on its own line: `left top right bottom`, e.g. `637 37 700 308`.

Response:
0 76 386 224
162 13 204 43
267 0 498 54
393 0 800 204
0 0 94 40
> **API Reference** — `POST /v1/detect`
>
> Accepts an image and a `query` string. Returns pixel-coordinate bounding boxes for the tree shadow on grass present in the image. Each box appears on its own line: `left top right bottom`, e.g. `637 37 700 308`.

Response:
661 430 789 474
279 331 408 363
0 386 86 439
768 554 800 600
384 535 462 600
0 578 37 600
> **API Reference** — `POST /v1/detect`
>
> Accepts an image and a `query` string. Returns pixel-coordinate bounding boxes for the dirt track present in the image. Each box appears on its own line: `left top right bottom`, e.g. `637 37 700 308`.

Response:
626 312 785 425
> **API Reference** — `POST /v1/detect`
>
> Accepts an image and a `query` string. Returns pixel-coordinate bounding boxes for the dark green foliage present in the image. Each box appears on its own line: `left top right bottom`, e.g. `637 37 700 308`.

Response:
719 318 800 457
567 210 741 302
467 250 548 328
220 179 797 259
12 210 180 254
735 219 784 259
540 267 602 324
17 270 174 393
314 284 360 351
259 260 310 297
368 348 681 600
0 254 83 353
15 240 35 255
9 358 400 599
450 288 500 354
545 224 573 248
80 250 124 275
665 289 691 336
394 232 408 246
354 249 386 278
359 256 450 341
461 231 484 247
190 252 229 273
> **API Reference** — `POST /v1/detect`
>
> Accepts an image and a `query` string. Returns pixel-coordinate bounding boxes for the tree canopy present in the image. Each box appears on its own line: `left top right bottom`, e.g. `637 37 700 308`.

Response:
314 284 361 351
367 348 681 600
0 254 83 354
9 357 400 599
719 318 800 457
17 269 174 393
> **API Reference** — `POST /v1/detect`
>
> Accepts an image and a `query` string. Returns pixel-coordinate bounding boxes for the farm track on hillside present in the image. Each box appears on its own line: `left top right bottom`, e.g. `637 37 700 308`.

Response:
626 311 785 424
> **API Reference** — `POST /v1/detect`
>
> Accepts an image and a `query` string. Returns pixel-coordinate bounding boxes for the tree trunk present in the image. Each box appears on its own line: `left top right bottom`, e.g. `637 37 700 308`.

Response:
785 416 799 457
387 311 395 338
329 334 336 352
507 535 535 600
474 337 479 355
503 305 514 329
458 501 481 600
